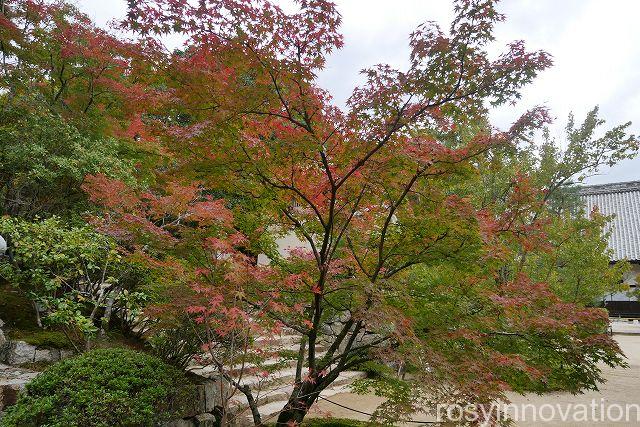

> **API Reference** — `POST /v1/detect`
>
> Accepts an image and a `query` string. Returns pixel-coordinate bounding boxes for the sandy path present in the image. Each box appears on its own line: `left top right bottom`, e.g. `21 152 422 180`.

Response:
308 335 640 426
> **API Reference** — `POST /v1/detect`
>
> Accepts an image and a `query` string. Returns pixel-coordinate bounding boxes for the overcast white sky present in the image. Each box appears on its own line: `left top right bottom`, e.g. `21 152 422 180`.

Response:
75 0 640 184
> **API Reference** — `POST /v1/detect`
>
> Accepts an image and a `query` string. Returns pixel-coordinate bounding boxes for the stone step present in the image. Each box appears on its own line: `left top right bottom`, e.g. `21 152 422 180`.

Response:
254 334 300 347
234 373 365 425
236 354 343 389
242 365 301 388
227 350 329 376
232 371 367 418
0 364 40 411
189 346 330 380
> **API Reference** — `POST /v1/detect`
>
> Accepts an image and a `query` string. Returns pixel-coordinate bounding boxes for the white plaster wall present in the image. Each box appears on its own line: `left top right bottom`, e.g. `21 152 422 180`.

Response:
257 231 310 266
605 263 639 302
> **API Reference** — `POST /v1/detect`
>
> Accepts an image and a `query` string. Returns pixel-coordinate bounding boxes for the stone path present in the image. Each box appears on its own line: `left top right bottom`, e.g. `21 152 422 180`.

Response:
0 363 39 412
610 318 640 334
309 334 640 426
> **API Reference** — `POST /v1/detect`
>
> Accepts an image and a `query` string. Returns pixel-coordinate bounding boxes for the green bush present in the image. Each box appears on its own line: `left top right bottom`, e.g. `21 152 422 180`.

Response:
1 348 193 427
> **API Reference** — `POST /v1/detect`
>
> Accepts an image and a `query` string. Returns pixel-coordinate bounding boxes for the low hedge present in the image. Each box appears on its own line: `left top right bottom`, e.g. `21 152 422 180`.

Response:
1 348 193 427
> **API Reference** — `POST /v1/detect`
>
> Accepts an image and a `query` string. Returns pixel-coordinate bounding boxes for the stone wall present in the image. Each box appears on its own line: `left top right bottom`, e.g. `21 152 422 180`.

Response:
0 318 74 366
0 340 74 365
0 316 74 417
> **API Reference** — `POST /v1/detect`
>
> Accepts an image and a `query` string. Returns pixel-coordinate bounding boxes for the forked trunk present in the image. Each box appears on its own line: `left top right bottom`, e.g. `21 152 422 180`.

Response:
274 398 309 426
274 383 322 427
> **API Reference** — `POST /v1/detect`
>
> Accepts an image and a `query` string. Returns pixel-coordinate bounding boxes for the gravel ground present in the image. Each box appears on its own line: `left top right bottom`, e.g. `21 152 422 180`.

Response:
309 334 640 426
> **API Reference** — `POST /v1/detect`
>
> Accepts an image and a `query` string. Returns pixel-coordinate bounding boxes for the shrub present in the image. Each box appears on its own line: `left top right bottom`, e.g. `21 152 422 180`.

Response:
147 320 203 369
1 348 193 427
0 216 152 347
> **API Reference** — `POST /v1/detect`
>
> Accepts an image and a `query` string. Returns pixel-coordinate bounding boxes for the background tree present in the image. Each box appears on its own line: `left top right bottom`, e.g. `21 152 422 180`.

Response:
0 216 152 349
0 0 161 351
0 0 162 216
0 97 135 216
472 108 637 307
0 0 160 129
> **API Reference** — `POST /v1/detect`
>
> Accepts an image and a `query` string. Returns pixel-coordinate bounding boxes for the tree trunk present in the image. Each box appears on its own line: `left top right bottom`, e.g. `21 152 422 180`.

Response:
33 301 42 328
275 384 320 427
275 399 309 427
100 292 117 336
238 384 262 426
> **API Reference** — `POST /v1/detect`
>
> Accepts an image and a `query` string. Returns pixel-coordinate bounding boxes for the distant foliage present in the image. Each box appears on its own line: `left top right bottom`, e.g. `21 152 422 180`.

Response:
0 97 134 217
0 348 193 427
472 108 636 308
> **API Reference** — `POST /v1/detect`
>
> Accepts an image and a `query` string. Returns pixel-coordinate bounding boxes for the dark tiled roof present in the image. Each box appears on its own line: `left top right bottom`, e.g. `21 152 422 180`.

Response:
578 181 640 262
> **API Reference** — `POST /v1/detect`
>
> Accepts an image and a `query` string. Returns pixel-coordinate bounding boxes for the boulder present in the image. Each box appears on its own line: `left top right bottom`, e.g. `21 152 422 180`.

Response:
195 384 208 414
194 413 216 427
6 341 37 365
202 381 218 412
34 348 61 363
187 375 223 415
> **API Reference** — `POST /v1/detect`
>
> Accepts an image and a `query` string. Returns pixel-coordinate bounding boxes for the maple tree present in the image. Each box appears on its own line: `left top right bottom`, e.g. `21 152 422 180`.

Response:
100 0 633 425
0 0 160 127
82 173 282 425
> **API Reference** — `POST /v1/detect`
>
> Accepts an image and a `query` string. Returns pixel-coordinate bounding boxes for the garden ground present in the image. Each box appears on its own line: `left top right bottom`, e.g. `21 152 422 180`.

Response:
308 334 640 426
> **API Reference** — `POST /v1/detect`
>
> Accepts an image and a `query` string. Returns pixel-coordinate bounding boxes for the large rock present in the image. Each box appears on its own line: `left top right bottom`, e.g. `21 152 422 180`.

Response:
5 341 37 365
194 413 217 427
33 348 61 363
202 381 218 412
194 383 218 414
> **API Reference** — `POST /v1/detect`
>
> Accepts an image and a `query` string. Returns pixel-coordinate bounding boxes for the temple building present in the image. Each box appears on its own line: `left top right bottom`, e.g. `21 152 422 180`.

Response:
579 180 640 317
